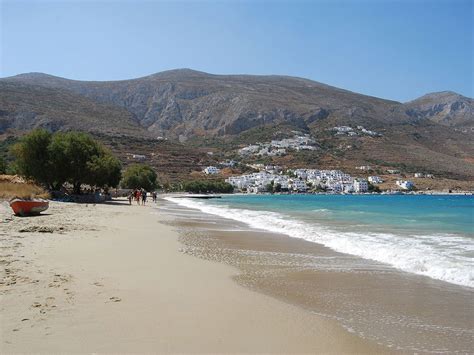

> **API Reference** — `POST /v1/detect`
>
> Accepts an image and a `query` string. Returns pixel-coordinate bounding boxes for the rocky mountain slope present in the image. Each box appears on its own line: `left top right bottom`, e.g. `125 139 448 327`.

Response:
403 91 473 128
4 69 472 137
0 81 146 137
0 69 473 181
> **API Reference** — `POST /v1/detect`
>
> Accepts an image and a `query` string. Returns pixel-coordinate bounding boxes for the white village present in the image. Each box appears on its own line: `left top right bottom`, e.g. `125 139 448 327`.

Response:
224 167 370 193
222 167 423 194
198 133 425 194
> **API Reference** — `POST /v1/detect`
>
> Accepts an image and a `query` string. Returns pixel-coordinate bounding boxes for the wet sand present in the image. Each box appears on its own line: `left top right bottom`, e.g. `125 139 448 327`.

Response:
160 199 474 353
0 199 387 353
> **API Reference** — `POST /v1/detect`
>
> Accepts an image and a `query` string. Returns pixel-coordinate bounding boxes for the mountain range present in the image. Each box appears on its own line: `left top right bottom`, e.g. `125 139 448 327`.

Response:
0 69 473 182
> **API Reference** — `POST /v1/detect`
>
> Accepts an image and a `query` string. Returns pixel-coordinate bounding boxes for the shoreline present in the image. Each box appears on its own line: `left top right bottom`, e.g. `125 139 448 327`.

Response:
160 196 474 353
164 190 474 198
0 198 387 353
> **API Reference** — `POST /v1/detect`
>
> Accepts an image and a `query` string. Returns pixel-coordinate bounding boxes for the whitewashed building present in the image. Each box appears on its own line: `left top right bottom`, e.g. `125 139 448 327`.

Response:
327 182 343 193
333 126 353 133
368 176 383 184
354 179 369 193
289 179 307 192
131 154 146 161
203 166 220 175
220 160 237 167
238 145 260 156
343 184 355 193
296 145 316 151
396 180 414 190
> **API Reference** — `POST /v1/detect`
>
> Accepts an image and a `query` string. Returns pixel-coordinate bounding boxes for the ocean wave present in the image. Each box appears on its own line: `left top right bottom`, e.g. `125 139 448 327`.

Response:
165 197 474 288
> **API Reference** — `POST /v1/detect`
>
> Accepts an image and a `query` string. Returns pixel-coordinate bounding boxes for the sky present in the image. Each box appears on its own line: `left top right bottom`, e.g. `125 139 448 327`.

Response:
0 0 472 102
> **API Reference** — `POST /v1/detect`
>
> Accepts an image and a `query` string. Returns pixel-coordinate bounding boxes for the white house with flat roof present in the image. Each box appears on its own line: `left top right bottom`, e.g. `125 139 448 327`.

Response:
396 180 414 190
368 176 383 184
203 166 220 175
289 179 307 192
354 179 369 193
131 154 146 161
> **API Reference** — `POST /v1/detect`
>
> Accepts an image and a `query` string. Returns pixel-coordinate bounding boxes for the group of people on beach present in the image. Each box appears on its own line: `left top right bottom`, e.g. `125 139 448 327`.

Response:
128 189 157 205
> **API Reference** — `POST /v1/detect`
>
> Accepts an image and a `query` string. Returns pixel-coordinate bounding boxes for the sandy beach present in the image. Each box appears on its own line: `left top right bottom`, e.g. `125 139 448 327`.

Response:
0 198 388 353
162 196 474 353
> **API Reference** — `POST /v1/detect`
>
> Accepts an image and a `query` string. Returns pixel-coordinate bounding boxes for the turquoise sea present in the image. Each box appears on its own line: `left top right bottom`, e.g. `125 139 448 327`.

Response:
168 194 474 287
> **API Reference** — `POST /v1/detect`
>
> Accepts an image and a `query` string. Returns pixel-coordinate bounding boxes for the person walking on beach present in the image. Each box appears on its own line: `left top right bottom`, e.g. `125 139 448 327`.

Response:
141 189 147 205
152 191 157 203
127 192 133 205
135 189 141 205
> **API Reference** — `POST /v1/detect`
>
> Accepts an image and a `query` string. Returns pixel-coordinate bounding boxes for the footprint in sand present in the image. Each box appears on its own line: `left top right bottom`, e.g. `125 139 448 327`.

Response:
65 291 75 304
48 274 72 288
45 297 55 306
108 296 121 303
92 282 104 287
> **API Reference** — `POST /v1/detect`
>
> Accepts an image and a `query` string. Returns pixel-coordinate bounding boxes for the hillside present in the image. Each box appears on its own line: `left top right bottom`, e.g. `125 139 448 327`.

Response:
0 70 388 137
3 70 473 137
0 81 147 137
0 69 473 183
403 91 473 128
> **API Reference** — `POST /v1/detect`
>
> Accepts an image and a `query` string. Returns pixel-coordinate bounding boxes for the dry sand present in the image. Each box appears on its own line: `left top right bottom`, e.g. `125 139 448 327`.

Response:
0 199 387 353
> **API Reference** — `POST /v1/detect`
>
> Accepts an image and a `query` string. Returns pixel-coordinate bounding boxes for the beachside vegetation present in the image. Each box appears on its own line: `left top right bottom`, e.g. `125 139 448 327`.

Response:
121 164 158 191
0 156 6 174
11 129 122 193
368 182 381 193
182 180 233 194
0 180 50 200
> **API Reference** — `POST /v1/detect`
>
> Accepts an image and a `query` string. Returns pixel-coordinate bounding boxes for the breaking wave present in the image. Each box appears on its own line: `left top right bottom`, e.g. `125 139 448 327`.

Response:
165 197 474 288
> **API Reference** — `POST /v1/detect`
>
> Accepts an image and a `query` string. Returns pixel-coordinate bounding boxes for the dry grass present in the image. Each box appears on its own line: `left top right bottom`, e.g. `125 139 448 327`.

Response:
0 182 50 200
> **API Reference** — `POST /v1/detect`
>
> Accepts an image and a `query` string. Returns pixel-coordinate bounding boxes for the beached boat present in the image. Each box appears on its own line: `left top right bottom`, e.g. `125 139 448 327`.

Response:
9 199 49 216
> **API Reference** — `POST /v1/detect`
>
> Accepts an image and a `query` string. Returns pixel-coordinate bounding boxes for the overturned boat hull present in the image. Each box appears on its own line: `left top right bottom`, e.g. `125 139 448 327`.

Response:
10 199 49 216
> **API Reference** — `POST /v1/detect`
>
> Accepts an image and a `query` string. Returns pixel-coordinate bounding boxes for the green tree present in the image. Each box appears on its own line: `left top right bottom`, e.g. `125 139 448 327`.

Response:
12 129 122 193
182 180 233 193
49 132 120 193
87 152 122 191
368 182 381 193
11 129 54 187
121 164 158 191
0 155 6 174
53 132 103 193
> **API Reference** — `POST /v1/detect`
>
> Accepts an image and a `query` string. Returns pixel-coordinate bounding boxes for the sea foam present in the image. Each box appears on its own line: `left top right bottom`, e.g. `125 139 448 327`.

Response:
165 197 474 288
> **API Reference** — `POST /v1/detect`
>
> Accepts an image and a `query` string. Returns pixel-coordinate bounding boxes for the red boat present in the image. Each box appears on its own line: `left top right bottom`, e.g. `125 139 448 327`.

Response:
9 199 49 216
